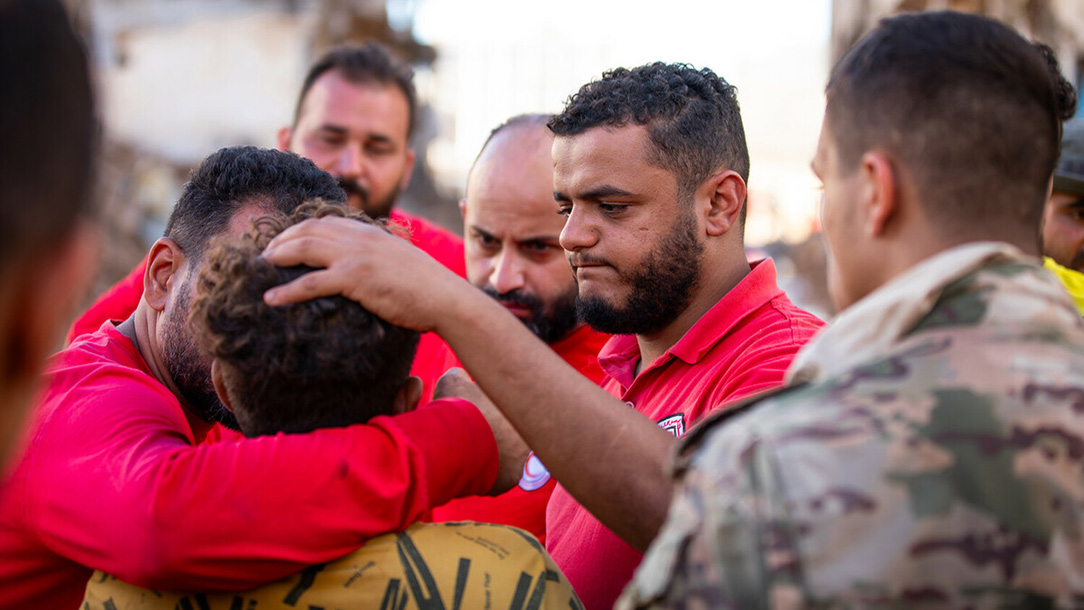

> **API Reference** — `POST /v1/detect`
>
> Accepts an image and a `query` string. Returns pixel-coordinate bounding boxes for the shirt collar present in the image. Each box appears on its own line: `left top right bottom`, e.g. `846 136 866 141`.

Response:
786 241 1028 385
598 258 784 385
668 258 783 365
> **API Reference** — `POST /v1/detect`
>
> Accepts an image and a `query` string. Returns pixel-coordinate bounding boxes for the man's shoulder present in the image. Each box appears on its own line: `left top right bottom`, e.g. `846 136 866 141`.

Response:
390 210 463 247
38 326 178 430
389 210 465 276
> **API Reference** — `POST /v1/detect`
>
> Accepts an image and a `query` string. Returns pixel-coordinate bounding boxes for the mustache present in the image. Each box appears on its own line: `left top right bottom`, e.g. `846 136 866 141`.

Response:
337 178 369 204
482 286 541 310
568 252 611 269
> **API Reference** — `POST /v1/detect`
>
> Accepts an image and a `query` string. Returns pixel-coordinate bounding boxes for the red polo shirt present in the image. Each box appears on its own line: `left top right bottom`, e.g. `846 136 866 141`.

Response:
545 258 824 610
389 209 466 278
429 324 610 543
66 209 466 342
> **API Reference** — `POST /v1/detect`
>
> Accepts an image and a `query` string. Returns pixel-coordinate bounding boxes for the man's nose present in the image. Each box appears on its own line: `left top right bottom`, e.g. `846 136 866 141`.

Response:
491 250 526 295
559 205 598 252
335 143 364 179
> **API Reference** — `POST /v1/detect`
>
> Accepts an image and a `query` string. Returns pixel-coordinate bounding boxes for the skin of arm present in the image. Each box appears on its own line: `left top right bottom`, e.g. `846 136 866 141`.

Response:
262 216 676 551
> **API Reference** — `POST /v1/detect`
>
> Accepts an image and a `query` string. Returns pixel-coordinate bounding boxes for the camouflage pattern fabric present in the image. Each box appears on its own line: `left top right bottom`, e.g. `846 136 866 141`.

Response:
620 244 1084 609
85 521 582 610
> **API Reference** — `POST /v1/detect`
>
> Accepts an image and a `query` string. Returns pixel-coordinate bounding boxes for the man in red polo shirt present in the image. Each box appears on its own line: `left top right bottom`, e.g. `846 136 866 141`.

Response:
430 114 609 543
67 42 464 341
260 62 825 610
0 146 524 610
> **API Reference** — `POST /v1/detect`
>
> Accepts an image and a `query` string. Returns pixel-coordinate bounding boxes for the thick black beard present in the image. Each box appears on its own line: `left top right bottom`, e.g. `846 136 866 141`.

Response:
576 211 703 336
162 285 241 432
483 284 580 345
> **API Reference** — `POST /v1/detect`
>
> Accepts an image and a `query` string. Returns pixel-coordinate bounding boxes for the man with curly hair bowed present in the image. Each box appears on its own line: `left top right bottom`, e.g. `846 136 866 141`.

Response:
0 146 526 609
259 62 824 609
84 201 580 610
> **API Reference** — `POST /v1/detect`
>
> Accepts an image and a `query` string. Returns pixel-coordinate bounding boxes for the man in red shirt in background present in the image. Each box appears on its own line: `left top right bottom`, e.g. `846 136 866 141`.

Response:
67 42 464 341
0 146 525 609
260 62 825 610
430 114 610 543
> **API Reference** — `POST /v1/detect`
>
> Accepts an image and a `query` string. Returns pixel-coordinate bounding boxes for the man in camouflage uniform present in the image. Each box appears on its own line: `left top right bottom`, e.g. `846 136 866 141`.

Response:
620 11 1084 609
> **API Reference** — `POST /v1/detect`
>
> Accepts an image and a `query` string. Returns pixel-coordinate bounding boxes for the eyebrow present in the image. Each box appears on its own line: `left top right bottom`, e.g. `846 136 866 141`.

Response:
471 225 560 244
469 225 496 240
553 184 636 203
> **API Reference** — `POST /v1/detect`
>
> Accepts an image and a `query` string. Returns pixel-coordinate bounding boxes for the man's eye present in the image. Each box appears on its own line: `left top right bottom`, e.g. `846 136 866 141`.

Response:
316 134 344 147
599 203 626 214
474 234 498 248
557 207 571 217
523 241 554 254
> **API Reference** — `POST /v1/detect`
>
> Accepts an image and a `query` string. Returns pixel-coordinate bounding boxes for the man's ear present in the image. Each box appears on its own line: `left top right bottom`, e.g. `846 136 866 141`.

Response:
143 238 186 312
702 170 747 237
399 148 417 192
860 151 898 238
210 360 234 413
392 375 423 415
458 198 468 222
276 126 292 152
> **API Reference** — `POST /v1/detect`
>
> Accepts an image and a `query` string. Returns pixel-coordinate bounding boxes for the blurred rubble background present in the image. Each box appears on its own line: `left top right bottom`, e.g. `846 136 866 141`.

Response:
59 0 1084 323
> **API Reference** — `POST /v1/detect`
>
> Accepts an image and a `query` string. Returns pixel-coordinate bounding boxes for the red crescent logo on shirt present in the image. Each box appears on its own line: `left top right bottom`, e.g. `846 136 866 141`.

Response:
518 451 551 491
657 413 686 438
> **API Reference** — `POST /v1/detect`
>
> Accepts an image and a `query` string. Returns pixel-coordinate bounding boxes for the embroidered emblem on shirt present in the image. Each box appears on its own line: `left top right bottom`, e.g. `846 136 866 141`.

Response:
518 451 551 491
657 413 687 438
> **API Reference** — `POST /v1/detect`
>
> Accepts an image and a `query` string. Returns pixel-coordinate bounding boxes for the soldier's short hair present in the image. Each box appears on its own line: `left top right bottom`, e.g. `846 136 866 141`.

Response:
826 11 1076 237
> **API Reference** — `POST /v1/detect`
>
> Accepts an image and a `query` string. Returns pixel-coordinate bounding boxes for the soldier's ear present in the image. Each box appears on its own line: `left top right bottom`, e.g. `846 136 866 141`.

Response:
860 151 898 238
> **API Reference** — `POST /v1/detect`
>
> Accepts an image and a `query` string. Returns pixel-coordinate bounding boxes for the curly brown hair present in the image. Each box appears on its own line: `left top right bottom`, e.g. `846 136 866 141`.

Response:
190 200 419 437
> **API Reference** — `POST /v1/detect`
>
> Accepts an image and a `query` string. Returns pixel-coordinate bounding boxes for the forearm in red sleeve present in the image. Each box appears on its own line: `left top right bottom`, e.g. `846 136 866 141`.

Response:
27 396 496 591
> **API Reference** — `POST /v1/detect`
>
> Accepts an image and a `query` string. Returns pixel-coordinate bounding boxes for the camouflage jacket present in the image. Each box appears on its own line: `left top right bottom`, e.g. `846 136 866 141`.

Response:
619 243 1084 609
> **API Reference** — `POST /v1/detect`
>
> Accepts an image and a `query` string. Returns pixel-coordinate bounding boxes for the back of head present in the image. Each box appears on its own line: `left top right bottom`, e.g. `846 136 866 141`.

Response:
826 11 1077 243
165 146 347 262
190 201 420 437
294 42 417 137
548 62 749 203
0 0 95 275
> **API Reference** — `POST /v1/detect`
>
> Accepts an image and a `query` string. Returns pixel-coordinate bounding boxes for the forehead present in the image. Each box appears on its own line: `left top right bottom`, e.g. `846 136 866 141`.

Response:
296 71 410 140
466 127 560 234
552 125 673 196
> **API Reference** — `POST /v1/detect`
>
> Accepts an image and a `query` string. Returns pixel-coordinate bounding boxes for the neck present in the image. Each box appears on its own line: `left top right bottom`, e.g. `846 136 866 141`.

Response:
635 251 750 370
118 310 211 436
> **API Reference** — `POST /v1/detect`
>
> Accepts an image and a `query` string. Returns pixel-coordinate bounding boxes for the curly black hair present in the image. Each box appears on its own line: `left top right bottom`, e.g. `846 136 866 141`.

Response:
190 200 419 437
549 62 749 202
